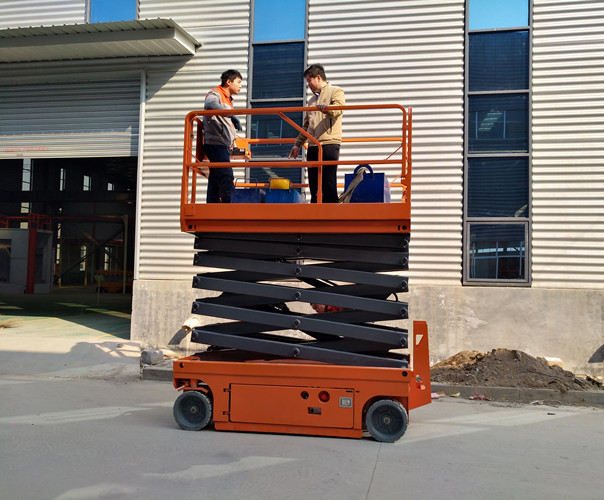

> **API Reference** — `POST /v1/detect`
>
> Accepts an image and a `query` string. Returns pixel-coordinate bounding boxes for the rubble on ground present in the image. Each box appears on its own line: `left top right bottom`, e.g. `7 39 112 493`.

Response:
431 348 603 392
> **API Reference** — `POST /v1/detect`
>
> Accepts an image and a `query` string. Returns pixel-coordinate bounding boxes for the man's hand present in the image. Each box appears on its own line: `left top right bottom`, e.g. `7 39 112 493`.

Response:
317 103 328 113
231 116 243 131
288 145 300 159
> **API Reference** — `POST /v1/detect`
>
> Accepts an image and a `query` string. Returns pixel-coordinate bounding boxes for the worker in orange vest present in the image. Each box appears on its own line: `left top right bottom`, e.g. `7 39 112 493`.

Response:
203 69 243 203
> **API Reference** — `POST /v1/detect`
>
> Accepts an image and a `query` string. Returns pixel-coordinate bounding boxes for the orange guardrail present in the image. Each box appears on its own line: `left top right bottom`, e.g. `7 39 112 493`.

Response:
181 104 412 234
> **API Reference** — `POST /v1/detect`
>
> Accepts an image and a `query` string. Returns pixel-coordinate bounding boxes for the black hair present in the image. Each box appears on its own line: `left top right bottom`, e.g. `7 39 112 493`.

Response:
303 64 327 81
221 69 242 86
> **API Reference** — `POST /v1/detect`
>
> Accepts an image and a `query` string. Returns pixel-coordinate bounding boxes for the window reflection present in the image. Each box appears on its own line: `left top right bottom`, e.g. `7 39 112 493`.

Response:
469 94 528 153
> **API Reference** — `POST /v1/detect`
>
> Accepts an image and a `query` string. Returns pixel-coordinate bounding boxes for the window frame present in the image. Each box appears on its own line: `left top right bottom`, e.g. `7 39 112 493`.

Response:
463 0 533 286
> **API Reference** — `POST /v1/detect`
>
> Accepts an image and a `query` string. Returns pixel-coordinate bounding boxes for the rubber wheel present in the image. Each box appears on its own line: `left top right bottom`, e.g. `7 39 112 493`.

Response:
365 399 408 443
173 391 212 431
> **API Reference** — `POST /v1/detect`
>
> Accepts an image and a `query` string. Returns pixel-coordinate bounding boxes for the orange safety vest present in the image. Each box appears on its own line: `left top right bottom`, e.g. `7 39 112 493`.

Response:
210 85 234 108
203 85 236 148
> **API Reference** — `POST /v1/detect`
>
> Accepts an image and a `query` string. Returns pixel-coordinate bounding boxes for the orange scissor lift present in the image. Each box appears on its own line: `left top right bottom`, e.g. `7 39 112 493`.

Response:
172 104 430 442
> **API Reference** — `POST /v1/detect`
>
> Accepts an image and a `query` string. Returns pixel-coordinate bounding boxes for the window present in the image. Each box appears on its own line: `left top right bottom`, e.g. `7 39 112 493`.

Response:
468 158 528 218
469 225 526 280
468 94 528 152
21 159 32 191
469 0 529 30
252 43 305 100
21 159 32 219
79 244 87 272
89 0 137 23
253 0 306 41
0 240 11 283
249 0 306 184
250 101 303 159
60 168 66 191
469 31 529 91
464 0 531 285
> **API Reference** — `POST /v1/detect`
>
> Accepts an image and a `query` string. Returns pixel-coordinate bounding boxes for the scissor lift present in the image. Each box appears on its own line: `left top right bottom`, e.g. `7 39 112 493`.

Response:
172 104 431 442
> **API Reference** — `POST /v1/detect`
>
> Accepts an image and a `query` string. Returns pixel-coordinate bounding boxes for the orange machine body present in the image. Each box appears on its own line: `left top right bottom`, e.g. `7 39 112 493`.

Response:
174 322 430 439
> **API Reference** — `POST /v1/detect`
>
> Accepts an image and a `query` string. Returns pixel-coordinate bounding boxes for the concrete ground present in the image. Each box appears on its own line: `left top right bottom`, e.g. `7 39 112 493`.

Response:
0 287 139 380
1 288 604 499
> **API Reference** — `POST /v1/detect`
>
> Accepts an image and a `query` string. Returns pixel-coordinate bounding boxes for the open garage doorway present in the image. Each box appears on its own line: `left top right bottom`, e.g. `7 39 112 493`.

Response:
0 157 136 295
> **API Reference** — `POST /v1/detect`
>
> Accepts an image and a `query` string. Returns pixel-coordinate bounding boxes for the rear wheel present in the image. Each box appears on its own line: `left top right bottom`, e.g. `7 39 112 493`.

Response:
365 399 408 442
173 391 212 431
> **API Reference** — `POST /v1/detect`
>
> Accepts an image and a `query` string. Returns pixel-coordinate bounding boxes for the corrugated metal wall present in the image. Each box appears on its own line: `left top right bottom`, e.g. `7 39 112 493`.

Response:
0 0 85 29
134 0 465 282
532 0 604 289
134 0 604 290
136 0 251 280
308 0 465 285
0 78 140 158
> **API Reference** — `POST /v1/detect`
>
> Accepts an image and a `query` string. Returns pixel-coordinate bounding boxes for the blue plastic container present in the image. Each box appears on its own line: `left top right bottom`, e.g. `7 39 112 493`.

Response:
344 164 391 203
231 187 265 203
265 188 305 203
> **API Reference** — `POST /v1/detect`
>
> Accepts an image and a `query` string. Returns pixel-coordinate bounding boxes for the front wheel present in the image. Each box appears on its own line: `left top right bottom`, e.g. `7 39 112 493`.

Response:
173 391 212 431
365 399 408 442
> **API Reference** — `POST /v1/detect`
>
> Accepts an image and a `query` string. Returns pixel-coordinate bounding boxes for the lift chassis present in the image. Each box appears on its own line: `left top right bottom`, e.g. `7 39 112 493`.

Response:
172 104 431 442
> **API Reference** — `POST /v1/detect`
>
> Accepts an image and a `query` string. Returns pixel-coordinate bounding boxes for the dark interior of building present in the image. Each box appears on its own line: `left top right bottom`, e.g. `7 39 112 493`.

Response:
0 157 136 293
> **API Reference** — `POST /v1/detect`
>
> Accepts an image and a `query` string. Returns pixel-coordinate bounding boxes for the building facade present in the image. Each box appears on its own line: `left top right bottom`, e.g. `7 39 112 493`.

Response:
1 0 603 375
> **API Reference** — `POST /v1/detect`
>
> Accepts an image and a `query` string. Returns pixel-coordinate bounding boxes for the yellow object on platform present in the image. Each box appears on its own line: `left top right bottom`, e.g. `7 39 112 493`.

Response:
269 178 291 190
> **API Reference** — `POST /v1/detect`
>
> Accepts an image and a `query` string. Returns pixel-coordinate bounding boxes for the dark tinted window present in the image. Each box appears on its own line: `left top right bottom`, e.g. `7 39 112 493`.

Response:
470 31 529 91
468 158 528 217
249 101 303 158
469 94 528 153
252 43 305 99
469 224 526 279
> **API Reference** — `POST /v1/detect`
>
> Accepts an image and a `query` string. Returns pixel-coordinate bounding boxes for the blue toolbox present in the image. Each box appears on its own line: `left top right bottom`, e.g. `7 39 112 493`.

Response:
231 180 265 203
344 164 391 203
264 178 305 203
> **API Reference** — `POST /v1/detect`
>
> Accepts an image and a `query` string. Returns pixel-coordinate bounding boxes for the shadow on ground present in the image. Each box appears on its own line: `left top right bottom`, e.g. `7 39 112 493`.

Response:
0 286 132 337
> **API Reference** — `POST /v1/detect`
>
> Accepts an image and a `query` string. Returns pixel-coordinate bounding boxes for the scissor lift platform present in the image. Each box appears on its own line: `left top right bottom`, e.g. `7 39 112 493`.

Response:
172 104 430 442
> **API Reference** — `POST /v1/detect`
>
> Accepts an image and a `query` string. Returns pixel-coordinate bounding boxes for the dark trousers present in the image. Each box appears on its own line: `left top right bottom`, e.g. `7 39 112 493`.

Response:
307 144 340 203
204 144 234 203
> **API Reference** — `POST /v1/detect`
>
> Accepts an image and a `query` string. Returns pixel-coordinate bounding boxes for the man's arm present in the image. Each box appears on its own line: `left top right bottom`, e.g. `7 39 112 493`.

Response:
204 91 229 111
289 112 311 158
321 87 345 117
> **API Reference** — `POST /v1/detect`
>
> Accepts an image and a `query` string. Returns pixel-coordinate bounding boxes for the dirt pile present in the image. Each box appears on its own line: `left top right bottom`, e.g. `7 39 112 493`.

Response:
431 349 603 392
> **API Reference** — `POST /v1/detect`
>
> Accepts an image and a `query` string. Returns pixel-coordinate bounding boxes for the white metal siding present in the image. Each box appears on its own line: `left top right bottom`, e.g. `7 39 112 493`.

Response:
0 78 140 159
133 0 465 282
308 0 465 285
136 0 250 280
532 0 604 289
0 0 85 29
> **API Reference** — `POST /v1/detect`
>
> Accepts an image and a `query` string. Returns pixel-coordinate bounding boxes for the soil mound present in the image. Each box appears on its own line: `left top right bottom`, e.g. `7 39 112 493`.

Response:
431 348 603 392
